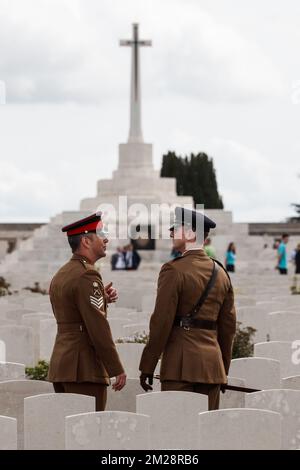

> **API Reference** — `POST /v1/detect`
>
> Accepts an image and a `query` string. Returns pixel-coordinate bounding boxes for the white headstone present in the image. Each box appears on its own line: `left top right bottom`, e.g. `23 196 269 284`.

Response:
0 380 54 449
116 343 144 378
22 313 53 363
6 308 36 323
254 341 299 378
281 376 300 390
268 313 300 341
0 362 25 382
246 389 300 449
24 296 50 310
0 416 17 450
237 307 269 343
65 411 150 450
198 409 281 450
107 378 160 413
219 377 246 409
109 318 133 340
0 325 35 366
39 318 57 361
136 391 207 450
24 393 95 449
229 358 281 389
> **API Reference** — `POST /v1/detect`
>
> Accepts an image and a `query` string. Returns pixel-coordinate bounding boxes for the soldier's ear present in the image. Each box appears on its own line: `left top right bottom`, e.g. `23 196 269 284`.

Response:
81 235 91 249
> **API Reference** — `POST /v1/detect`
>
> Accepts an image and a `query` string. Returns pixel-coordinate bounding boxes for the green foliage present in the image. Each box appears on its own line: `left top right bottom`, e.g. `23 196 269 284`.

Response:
160 151 224 209
232 322 256 359
116 324 256 361
0 276 11 296
289 203 300 222
26 360 49 381
116 331 149 344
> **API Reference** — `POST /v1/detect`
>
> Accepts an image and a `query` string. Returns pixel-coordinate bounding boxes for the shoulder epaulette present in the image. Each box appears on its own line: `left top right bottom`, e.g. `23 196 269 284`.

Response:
80 259 99 273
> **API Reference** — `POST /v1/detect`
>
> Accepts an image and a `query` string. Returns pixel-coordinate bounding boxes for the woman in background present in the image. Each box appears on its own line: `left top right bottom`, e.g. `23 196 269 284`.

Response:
225 242 236 272
295 243 300 274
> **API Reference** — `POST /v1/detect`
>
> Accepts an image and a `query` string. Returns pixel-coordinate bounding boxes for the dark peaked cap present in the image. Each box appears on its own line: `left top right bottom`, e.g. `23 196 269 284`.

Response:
62 212 102 236
170 206 216 232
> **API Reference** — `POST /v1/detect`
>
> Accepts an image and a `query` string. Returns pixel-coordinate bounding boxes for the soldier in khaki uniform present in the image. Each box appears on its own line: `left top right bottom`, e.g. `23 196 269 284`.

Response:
139 207 236 410
48 213 126 411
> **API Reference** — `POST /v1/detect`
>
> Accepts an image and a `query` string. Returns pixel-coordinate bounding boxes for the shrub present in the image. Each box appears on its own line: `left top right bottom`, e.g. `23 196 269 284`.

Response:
116 331 149 344
0 276 11 296
232 322 256 359
23 282 47 295
26 360 49 380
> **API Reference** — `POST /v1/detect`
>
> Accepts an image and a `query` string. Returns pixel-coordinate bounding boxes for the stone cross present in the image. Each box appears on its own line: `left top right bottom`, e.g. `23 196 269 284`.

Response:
120 23 151 143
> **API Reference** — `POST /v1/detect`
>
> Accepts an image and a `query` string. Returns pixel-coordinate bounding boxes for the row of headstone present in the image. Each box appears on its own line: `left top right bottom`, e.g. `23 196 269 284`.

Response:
1 382 300 449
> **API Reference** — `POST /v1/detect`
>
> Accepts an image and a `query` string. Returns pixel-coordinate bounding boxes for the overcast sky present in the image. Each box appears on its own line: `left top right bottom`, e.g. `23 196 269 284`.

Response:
0 0 299 223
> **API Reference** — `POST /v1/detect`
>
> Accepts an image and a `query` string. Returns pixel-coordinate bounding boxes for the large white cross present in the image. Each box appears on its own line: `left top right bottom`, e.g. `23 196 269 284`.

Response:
120 23 152 143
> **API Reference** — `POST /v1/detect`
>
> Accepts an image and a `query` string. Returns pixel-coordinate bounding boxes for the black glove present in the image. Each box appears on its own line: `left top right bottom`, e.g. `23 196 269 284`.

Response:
220 384 226 394
140 373 153 392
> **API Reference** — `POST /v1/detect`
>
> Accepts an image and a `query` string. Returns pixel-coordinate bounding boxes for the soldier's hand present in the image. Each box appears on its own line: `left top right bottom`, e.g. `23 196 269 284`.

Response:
140 373 153 392
220 384 226 394
105 282 118 303
112 372 127 391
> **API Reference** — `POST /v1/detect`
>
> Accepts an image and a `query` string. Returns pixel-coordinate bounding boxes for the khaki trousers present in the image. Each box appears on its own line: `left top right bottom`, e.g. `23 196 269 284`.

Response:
161 381 220 410
53 382 108 411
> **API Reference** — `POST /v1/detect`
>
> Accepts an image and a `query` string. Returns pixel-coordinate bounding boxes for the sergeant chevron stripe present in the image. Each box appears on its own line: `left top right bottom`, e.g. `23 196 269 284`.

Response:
90 295 104 310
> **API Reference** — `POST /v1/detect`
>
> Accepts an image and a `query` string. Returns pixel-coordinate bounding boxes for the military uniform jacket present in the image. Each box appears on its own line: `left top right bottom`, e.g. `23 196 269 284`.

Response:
48 254 124 385
139 249 236 384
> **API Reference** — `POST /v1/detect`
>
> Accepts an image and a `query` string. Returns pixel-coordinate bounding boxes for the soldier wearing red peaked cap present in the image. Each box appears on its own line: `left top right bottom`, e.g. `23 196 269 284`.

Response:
47 212 126 411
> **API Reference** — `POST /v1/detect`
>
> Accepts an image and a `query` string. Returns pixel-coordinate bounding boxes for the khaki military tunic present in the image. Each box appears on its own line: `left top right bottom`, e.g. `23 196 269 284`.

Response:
139 249 236 384
48 254 124 385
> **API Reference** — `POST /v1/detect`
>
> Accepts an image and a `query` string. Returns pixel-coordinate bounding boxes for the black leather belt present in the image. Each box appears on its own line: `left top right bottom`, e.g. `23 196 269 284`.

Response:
173 317 217 331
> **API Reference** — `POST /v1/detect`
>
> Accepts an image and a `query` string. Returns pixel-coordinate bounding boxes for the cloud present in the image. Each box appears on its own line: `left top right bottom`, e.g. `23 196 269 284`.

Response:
0 161 62 220
150 3 285 103
0 0 120 104
0 0 285 104
209 138 299 221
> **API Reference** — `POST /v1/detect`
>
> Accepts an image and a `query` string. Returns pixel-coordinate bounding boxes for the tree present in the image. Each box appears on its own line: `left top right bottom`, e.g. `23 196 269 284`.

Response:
160 151 223 209
289 174 300 222
290 203 300 222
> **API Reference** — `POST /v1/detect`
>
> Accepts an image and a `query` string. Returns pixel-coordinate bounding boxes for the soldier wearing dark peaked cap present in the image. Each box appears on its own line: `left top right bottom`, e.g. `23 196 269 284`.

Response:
48 212 126 411
139 206 236 410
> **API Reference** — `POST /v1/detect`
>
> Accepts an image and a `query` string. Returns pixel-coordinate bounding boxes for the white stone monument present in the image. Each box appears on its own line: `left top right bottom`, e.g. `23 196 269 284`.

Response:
80 23 194 259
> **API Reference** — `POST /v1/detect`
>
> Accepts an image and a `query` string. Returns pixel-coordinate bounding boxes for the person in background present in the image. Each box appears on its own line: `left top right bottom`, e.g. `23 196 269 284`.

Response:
124 243 141 270
204 237 216 258
277 233 289 275
225 242 236 273
111 247 126 271
295 243 300 274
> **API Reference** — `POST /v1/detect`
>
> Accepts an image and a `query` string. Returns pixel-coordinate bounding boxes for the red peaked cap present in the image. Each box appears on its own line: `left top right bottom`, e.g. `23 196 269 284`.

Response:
62 212 103 237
